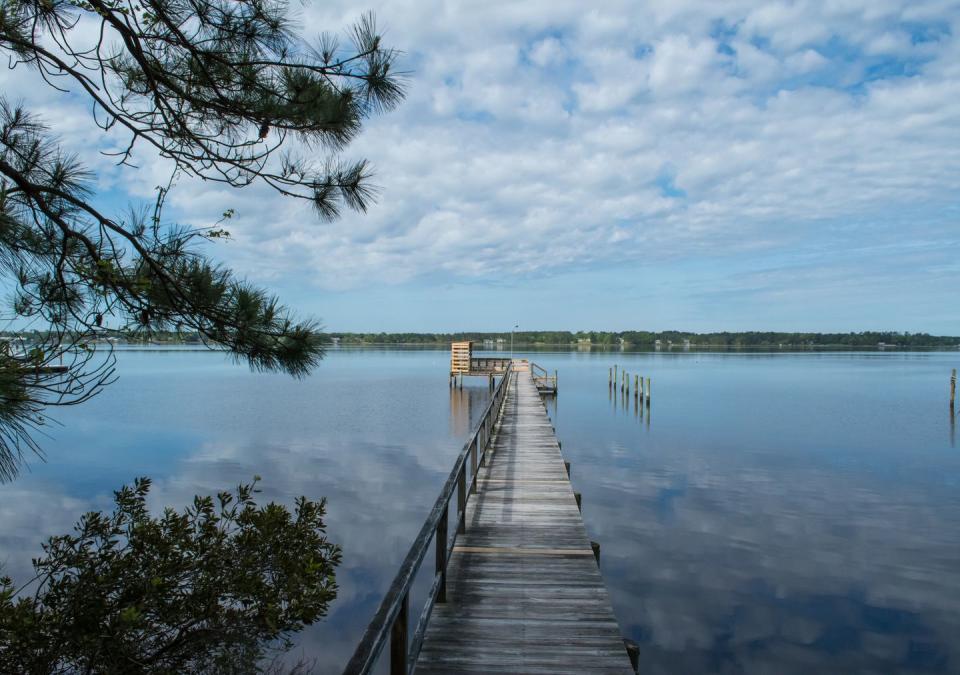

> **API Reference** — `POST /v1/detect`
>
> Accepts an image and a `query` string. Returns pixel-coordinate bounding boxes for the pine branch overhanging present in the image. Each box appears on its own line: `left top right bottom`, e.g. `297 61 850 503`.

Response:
0 1 406 479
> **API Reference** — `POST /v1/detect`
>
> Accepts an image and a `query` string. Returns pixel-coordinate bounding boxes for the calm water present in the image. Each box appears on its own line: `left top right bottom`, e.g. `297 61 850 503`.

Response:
1 348 958 674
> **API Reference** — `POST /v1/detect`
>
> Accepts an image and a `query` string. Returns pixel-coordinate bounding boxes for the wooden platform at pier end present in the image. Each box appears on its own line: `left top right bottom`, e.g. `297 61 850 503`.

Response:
415 362 632 675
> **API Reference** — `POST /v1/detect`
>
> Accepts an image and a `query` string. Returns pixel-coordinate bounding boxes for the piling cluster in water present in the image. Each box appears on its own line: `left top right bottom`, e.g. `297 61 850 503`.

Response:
609 365 651 423
609 365 651 405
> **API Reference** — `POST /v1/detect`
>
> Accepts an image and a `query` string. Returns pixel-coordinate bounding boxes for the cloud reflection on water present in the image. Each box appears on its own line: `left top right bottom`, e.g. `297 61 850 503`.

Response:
560 354 960 675
2 349 959 674
0 350 493 673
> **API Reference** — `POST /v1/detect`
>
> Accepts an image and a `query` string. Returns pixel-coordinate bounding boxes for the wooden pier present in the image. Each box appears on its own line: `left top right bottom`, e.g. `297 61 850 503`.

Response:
449 340 557 395
417 362 629 674
344 360 634 675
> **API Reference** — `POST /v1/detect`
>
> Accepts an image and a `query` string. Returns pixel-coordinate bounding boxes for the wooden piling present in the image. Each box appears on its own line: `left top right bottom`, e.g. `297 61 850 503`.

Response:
591 541 601 566
574 491 582 512
564 460 571 478
952 368 956 411
634 374 638 399
624 639 640 674
609 367 612 387
646 377 651 407
625 372 629 397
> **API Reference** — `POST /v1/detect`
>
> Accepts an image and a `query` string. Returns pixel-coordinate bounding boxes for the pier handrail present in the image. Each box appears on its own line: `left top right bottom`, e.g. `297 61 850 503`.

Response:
469 356 511 372
343 363 514 675
531 361 557 391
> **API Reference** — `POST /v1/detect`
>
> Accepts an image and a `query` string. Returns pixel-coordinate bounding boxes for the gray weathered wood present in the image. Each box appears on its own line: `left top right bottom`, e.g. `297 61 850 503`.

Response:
415 366 632 675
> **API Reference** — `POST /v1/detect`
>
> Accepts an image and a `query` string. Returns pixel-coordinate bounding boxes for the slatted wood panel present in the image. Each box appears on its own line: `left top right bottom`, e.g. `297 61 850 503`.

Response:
415 366 632 675
469 357 512 374
451 341 473 374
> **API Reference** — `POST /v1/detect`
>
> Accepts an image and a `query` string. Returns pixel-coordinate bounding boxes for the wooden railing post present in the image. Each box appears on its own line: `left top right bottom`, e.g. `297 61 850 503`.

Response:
436 505 448 603
457 466 466 534
470 436 478 475
390 592 408 675
479 420 488 466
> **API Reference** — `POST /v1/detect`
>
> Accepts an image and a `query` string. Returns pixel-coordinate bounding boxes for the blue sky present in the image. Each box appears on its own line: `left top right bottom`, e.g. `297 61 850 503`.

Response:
3 0 959 333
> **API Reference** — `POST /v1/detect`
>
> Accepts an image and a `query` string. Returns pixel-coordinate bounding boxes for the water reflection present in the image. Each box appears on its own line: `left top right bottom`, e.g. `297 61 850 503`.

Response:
1 349 958 674
0 350 493 674
449 382 491 438
554 352 960 675
594 459 960 674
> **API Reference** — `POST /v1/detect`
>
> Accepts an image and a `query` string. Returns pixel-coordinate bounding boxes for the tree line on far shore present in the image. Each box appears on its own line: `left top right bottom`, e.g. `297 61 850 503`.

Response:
322 331 960 348
5 329 955 349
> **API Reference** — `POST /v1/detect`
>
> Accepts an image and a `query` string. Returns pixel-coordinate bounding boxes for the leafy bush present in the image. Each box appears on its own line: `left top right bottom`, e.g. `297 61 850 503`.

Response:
0 478 341 674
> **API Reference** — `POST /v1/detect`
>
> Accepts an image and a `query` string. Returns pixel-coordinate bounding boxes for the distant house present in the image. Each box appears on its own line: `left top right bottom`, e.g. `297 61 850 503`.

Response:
330 337 340 346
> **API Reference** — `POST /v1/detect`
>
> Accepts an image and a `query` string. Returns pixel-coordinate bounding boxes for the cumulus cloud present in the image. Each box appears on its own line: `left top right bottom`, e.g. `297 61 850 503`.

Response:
2 0 958 327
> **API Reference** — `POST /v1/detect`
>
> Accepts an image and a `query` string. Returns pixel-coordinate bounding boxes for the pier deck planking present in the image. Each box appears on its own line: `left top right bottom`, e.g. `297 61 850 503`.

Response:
415 365 632 675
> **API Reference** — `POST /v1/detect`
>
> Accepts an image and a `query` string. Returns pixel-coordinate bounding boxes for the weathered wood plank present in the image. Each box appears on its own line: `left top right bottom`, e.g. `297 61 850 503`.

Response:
414 366 633 675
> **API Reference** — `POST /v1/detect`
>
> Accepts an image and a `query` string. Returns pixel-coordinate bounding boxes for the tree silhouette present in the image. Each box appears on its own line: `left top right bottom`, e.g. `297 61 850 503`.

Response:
0 1 404 478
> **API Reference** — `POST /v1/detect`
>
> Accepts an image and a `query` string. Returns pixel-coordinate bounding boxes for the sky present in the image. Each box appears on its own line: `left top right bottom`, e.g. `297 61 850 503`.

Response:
3 0 960 333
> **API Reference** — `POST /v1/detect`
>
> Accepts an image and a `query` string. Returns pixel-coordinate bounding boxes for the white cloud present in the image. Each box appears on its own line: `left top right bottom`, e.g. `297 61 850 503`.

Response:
528 36 567 68
648 35 720 95
3 0 959 303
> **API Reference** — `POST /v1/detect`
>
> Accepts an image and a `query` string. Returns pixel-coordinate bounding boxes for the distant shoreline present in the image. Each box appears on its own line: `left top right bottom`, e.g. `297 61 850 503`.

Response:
327 342 958 351
321 330 960 350
105 342 959 353
4 330 957 352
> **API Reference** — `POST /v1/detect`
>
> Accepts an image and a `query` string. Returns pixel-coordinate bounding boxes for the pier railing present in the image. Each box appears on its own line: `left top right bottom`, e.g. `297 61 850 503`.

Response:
343 363 514 675
469 356 511 373
531 361 557 393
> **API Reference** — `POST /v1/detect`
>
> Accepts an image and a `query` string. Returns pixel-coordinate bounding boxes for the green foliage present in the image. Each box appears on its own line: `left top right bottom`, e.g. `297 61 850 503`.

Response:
0 477 341 674
0 0 405 477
